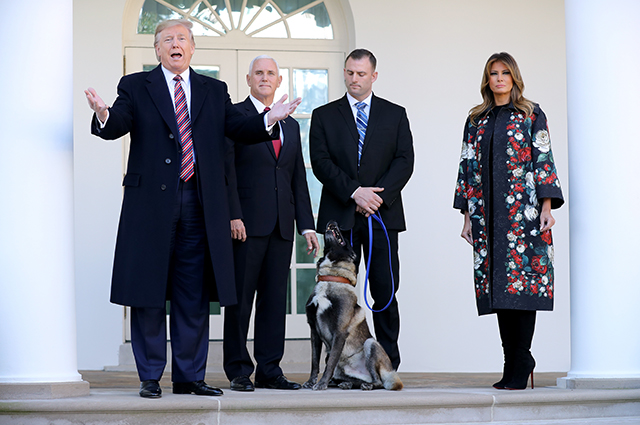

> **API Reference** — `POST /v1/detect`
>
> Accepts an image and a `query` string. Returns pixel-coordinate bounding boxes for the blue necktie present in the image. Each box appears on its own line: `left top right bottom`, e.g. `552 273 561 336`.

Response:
355 101 368 168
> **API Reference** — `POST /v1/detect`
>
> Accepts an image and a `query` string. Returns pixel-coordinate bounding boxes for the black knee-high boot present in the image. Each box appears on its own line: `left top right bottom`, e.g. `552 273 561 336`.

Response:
504 310 536 390
493 310 516 389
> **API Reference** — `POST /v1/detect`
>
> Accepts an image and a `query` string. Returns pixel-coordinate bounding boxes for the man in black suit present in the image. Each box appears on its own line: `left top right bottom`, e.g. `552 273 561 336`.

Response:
85 20 300 398
309 49 414 370
223 55 319 392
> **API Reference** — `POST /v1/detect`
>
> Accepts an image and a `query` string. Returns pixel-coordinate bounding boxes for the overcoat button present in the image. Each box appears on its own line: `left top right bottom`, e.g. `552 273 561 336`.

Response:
161 184 167 191
169 134 174 139
165 158 171 164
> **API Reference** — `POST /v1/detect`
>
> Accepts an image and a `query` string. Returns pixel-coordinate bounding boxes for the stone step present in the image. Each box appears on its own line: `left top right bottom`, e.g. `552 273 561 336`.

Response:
2 386 639 425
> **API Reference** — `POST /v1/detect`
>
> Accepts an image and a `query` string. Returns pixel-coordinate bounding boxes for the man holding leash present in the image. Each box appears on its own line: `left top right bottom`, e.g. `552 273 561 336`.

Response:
85 20 300 398
224 55 319 391
309 49 414 370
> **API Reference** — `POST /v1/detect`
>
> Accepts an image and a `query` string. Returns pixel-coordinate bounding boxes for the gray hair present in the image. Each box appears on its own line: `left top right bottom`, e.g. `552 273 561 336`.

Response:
248 55 280 76
154 19 195 47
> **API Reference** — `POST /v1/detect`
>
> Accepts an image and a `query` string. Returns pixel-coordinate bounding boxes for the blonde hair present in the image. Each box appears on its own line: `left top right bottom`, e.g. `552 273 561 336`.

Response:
468 52 535 125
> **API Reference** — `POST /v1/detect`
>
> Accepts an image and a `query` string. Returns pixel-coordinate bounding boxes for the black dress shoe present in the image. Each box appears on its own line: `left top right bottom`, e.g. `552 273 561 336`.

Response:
255 375 301 390
173 380 224 396
139 380 162 398
230 375 255 392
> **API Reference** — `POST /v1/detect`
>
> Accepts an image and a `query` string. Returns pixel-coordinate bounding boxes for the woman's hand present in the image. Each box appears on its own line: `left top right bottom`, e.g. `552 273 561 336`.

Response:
461 211 473 245
539 198 556 233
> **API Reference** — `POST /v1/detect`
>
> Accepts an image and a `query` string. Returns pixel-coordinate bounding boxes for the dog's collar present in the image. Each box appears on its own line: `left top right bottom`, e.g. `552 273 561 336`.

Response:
318 275 353 285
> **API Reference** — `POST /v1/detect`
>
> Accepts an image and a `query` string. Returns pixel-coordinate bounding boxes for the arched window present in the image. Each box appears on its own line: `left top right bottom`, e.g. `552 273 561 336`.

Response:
137 0 334 39
122 0 352 341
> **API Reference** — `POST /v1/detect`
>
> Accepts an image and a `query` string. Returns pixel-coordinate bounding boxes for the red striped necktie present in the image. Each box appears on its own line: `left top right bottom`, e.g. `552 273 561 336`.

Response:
264 106 281 158
174 75 194 181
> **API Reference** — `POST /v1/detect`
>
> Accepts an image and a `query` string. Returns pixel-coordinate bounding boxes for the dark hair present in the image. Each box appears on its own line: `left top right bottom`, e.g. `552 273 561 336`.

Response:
345 49 377 70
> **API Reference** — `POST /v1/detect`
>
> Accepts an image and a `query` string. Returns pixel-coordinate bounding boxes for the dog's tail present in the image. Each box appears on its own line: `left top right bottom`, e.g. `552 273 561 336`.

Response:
381 369 403 391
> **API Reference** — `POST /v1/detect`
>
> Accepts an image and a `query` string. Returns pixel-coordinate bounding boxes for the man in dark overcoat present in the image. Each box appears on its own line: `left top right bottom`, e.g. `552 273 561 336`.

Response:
85 19 300 398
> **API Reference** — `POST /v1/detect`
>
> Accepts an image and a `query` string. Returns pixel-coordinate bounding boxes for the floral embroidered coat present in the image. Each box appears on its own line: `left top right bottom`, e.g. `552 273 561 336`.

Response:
454 104 563 315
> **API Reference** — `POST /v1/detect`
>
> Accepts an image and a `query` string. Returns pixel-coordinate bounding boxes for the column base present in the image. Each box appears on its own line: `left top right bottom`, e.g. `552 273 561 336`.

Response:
0 381 90 400
558 376 640 389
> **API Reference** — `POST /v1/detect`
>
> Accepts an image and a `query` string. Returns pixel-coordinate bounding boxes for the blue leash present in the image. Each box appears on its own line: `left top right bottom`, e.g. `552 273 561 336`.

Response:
350 211 396 312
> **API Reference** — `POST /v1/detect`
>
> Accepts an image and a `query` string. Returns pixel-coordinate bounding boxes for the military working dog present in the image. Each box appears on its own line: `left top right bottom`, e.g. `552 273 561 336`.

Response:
303 221 403 391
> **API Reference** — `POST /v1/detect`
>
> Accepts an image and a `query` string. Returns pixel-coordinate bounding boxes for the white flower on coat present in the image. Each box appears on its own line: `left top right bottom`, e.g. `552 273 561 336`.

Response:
516 243 526 253
515 213 523 222
461 143 475 160
468 201 476 215
529 190 538 206
515 132 524 141
474 252 482 270
513 167 524 178
548 245 555 265
524 204 539 222
507 232 517 242
506 195 515 204
525 172 535 189
542 276 549 285
533 130 551 152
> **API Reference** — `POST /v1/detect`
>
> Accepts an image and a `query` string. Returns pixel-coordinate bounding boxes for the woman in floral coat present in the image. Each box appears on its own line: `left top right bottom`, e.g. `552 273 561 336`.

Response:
454 52 563 390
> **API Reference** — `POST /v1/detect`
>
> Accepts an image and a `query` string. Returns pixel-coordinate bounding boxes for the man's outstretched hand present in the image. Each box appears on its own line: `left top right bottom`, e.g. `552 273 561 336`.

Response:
85 87 109 123
267 94 302 125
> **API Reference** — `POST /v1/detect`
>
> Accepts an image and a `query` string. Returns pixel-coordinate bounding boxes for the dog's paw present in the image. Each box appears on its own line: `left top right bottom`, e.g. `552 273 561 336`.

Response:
312 382 328 391
360 383 374 391
302 380 316 389
338 382 353 390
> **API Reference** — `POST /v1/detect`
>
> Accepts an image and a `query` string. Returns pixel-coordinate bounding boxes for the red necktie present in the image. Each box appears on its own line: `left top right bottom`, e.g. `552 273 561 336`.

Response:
264 106 281 158
174 75 194 181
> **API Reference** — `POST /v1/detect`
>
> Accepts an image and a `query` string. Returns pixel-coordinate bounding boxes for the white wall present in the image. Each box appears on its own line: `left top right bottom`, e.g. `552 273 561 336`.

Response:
73 0 570 372
347 0 570 372
73 0 129 369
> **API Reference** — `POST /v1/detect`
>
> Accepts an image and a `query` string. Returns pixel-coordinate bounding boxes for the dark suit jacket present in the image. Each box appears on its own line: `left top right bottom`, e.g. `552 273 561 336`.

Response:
310 94 414 232
91 65 272 308
226 97 314 240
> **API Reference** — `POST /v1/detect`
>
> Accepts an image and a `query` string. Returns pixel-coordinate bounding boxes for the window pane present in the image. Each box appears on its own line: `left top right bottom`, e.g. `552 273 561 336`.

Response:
246 3 283 35
295 232 323 264
305 168 322 215
192 66 220 80
138 0 186 34
239 0 266 31
298 118 310 164
190 2 228 34
287 3 333 39
293 69 328 114
296 268 317 314
275 0 316 14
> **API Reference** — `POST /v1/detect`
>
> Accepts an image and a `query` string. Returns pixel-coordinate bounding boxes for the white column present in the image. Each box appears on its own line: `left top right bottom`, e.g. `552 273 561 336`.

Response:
560 0 640 389
0 0 89 398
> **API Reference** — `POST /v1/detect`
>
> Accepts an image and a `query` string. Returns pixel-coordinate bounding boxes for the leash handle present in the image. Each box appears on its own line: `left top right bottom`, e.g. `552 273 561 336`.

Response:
363 211 396 312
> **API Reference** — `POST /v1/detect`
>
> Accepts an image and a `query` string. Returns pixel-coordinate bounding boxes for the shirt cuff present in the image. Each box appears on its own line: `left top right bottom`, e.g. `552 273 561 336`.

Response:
301 229 316 235
97 110 110 128
350 187 361 199
264 112 276 133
